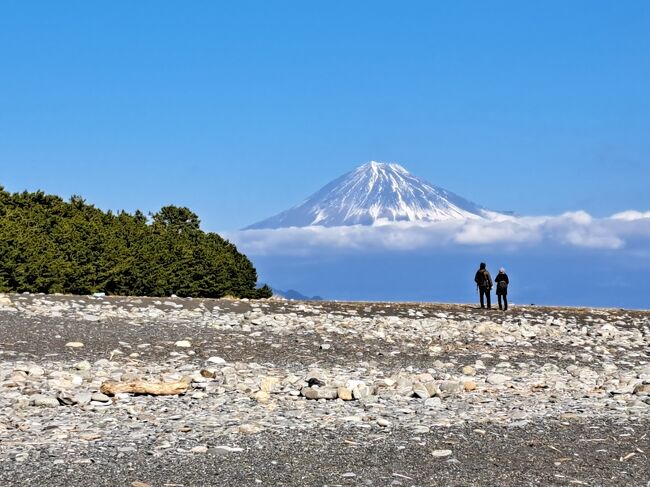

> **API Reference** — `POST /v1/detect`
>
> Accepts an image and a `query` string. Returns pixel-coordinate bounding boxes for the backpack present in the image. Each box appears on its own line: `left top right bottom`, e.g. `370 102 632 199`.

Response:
478 269 490 287
497 279 508 291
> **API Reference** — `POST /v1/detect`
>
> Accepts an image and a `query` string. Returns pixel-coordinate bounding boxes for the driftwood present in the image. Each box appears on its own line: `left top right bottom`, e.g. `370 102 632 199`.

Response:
100 378 190 396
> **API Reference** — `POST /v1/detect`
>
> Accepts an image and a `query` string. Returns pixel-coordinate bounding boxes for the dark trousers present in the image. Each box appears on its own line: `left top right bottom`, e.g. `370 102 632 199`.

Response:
479 287 491 308
498 294 508 310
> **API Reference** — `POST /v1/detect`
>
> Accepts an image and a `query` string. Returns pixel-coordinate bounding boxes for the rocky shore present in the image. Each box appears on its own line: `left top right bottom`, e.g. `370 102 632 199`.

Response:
0 294 648 486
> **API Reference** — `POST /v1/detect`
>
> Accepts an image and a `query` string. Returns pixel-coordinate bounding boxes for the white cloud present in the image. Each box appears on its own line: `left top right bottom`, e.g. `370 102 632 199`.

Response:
453 218 542 246
229 211 650 256
611 210 650 221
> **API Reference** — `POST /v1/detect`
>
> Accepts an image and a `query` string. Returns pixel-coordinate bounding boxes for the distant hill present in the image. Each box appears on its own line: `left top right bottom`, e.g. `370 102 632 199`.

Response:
272 288 322 301
0 187 271 299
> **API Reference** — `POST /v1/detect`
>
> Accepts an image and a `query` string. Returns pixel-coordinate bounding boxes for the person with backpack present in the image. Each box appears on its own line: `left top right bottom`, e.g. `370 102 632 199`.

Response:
495 267 510 311
474 262 493 309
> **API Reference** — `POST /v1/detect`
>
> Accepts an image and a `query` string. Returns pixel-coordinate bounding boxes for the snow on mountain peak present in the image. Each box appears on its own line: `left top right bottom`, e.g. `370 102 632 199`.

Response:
361 161 407 175
246 161 495 229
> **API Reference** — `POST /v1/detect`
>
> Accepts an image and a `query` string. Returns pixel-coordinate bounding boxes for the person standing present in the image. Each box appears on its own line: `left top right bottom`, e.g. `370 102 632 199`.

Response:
474 262 493 309
495 267 510 311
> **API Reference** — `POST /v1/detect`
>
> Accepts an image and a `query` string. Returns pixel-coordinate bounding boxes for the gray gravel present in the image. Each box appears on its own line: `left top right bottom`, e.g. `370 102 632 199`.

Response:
0 293 648 486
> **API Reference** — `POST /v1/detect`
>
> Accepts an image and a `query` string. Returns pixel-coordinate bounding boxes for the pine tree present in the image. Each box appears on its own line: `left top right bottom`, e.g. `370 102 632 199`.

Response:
0 189 269 298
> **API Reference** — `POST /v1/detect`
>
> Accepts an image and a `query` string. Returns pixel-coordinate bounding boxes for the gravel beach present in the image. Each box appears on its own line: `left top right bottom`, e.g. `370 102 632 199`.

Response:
0 294 648 486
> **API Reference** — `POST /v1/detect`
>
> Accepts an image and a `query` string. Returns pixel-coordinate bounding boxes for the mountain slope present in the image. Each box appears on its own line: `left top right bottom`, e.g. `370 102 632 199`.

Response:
247 161 494 229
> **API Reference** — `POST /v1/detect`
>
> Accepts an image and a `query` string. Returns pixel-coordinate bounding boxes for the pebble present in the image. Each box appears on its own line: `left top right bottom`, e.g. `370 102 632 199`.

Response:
74 392 92 405
213 446 244 453
31 395 59 408
438 381 462 395
487 374 512 385
431 449 452 458
0 293 647 468
254 391 271 403
28 365 45 377
463 380 477 392
337 387 353 401
206 356 226 365
462 365 476 376
15 452 29 462
352 384 373 400
74 361 92 371
238 424 261 434
424 397 442 408
634 384 650 395
303 387 338 400
91 393 110 403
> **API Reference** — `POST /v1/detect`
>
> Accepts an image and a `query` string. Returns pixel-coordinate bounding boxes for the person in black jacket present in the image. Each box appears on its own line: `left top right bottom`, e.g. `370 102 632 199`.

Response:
495 267 509 311
474 262 493 309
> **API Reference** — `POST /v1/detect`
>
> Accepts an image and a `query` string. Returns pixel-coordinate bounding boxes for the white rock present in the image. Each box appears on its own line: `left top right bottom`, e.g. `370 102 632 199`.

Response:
74 361 92 371
74 392 92 405
91 393 110 403
303 387 338 400
487 374 512 385
206 356 226 365
424 397 443 408
213 446 244 453
431 449 452 457
27 366 45 377
32 395 59 407
412 382 431 399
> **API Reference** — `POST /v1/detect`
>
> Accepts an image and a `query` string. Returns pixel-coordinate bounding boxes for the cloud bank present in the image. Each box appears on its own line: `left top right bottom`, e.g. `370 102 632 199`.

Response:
230 211 650 256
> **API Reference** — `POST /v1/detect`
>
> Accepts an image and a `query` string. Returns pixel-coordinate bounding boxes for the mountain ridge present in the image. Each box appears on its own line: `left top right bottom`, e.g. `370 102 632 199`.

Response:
246 161 497 229
271 288 323 301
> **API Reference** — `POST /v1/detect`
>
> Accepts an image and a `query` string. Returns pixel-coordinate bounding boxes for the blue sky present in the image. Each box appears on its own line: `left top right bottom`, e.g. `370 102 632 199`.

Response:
1 1 649 232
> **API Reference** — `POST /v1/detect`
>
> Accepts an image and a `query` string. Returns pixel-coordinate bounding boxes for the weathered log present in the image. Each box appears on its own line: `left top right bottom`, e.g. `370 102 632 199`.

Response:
100 379 190 396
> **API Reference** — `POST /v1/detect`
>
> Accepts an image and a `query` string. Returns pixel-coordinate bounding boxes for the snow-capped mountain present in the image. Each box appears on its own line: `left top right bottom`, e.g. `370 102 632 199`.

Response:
246 161 496 229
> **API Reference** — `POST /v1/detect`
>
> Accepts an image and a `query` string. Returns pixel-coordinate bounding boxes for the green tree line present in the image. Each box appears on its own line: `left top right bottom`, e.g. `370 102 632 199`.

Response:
0 187 272 298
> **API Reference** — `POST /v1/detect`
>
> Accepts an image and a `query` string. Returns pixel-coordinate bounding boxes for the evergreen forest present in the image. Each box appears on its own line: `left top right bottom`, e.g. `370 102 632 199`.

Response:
0 187 272 299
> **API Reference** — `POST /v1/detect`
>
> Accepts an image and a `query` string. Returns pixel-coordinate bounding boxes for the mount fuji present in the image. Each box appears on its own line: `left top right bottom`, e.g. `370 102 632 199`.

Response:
246 161 499 229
